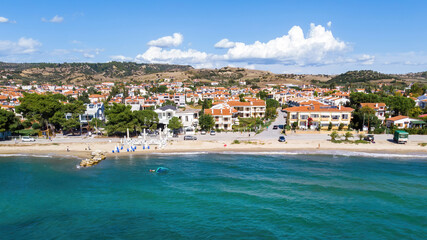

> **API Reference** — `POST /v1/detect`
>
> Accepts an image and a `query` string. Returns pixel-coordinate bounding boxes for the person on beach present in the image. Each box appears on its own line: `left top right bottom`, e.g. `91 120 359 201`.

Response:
66 146 70 152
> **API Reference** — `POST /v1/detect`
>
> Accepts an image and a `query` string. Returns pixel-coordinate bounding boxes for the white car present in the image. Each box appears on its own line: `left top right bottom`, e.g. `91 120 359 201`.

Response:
22 136 35 142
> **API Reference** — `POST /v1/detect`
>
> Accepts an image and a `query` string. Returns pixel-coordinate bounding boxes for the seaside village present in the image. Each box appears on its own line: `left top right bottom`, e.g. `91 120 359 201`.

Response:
0 75 426 143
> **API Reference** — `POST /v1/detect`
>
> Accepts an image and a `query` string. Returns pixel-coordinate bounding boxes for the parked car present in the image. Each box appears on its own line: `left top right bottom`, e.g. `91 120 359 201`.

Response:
22 136 35 142
210 130 216 135
200 130 207 135
278 136 286 142
273 125 278 130
278 125 284 129
184 135 197 140
364 134 374 142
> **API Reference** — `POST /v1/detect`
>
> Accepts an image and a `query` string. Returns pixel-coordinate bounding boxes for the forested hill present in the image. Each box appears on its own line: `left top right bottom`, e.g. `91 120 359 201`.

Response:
0 62 193 85
327 70 396 84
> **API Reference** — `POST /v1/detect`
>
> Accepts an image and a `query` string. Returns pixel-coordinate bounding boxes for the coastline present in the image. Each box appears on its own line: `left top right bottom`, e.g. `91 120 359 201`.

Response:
1 138 426 159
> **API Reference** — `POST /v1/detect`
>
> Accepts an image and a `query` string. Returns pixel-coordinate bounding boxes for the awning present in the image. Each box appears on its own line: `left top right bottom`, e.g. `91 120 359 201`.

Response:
410 120 425 124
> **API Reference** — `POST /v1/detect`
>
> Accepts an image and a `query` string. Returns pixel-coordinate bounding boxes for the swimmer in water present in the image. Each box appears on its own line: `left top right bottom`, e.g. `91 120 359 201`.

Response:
149 169 156 172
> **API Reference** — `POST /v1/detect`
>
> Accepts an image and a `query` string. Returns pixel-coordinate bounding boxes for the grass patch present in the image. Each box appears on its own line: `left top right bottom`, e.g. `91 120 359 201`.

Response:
232 140 241 144
332 139 370 144
418 143 427 147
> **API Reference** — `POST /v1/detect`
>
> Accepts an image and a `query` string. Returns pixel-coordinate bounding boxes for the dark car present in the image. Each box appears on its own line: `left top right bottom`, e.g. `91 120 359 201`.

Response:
278 125 284 129
210 130 216 135
184 135 197 140
278 136 286 142
364 134 374 142
273 125 278 130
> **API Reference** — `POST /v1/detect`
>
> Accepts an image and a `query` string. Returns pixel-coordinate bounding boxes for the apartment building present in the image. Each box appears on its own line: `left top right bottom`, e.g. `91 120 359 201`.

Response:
204 108 237 130
284 105 354 130
227 100 266 118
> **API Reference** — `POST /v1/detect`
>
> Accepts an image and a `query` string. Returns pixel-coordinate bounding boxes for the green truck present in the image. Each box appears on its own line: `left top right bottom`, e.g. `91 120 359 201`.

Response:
393 130 409 144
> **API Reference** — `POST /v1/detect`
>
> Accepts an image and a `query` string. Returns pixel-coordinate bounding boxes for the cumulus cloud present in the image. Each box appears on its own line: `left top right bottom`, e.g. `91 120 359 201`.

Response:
42 15 64 23
147 33 183 48
136 46 208 65
110 55 133 62
132 23 380 72
214 39 237 49
0 37 42 56
0 16 16 23
223 23 347 65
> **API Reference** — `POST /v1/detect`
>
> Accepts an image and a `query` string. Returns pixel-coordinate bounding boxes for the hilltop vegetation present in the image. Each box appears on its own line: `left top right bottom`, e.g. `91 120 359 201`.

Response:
327 70 396 84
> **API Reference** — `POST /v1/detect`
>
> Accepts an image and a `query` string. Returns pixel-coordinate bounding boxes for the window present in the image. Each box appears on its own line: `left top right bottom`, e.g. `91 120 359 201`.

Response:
311 114 319 118
291 114 298 119
321 115 329 118
300 115 308 119
185 116 189 122
332 115 340 120
342 114 348 119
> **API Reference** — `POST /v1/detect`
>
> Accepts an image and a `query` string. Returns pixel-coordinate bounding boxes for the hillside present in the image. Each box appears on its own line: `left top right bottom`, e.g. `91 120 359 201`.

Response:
326 70 396 84
0 62 193 85
0 62 317 87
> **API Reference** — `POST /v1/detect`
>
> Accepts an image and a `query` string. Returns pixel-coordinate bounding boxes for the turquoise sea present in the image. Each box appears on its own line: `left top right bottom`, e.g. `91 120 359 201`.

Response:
0 152 426 239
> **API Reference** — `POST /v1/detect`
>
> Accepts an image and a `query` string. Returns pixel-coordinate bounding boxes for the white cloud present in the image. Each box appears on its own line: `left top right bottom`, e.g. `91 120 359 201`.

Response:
214 39 237 49
327 21 332 27
42 15 64 23
0 37 42 56
110 55 133 62
147 33 183 48
136 46 208 65
0 16 16 23
73 48 104 58
223 23 347 66
71 40 81 44
83 53 95 58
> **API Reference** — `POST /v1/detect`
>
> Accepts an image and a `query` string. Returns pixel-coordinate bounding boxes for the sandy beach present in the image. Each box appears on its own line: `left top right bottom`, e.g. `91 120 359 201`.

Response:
0 133 426 159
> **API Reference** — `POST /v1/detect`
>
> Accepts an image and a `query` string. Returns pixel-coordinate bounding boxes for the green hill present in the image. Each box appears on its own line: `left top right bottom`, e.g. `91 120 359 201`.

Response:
327 70 395 84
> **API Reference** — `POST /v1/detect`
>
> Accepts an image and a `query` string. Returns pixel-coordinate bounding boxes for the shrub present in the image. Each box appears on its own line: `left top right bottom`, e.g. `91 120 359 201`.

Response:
232 140 241 144
338 123 344 131
329 131 339 141
32 122 41 130
328 122 333 131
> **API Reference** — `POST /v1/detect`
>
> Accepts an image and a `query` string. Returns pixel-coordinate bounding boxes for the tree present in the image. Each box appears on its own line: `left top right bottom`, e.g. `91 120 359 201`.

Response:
202 99 212 110
329 131 339 141
162 100 176 107
256 91 268 100
408 107 423 118
266 99 280 109
0 109 17 132
351 106 380 131
78 91 90 104
168 117 182 132
16 93 63 130
338 123 344 131
134 110 159 132
265 107 277 120
199 114 215 130
62 118 80 134
344 132 353 141
358 133 365 141
239 94 246 102
328 122 333 131
104 103 138 135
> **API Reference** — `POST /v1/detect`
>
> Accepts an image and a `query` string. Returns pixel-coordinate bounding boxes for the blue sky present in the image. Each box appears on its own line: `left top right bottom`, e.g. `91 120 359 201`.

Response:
0 0 426 74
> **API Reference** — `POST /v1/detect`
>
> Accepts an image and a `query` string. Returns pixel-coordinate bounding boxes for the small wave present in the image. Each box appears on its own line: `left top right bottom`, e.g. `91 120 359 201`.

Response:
149 150 427 159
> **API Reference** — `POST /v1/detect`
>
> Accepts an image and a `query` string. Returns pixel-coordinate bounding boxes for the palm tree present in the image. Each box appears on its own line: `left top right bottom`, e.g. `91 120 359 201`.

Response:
358 133 365 141
344 132 354 141
329 131 339 141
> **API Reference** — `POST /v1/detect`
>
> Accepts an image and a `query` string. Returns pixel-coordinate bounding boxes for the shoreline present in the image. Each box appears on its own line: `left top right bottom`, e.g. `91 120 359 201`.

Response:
0 138 426 159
